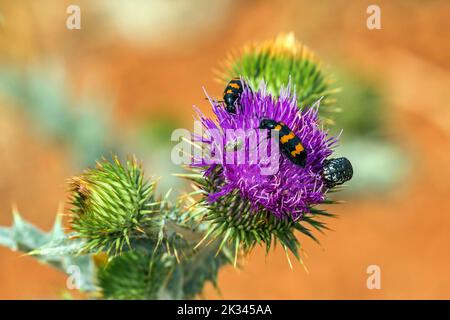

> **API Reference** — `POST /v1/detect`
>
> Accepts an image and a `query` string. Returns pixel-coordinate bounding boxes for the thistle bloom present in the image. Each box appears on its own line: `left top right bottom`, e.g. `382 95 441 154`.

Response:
192 82 338 220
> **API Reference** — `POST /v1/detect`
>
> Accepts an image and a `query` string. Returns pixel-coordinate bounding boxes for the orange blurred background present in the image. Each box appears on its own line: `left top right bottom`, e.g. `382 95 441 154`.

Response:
0 0 449 299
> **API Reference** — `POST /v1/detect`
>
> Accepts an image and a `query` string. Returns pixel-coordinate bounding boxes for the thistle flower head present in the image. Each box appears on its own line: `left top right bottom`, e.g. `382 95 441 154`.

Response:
193 82 337 220
184 82 339 263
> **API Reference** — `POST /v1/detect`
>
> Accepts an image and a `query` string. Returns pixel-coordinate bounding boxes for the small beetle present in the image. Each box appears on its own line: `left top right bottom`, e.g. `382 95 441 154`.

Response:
322 157 353 188
223 77 244 114
259 119 307 167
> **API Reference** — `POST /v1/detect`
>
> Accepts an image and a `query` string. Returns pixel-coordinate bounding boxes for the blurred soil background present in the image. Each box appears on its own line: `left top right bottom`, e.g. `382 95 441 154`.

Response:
0 0 449 299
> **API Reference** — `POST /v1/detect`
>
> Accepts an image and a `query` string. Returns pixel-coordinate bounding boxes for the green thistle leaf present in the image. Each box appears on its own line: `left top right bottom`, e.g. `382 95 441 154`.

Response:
0 209 96 291
30 236 85 256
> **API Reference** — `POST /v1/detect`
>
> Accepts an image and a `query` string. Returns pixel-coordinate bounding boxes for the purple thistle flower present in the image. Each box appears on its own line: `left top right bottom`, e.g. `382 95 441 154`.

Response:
192 81 338 220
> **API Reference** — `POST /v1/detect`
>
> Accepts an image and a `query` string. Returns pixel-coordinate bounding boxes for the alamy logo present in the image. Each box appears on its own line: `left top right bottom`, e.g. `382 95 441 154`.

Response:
66 5 81 30
66 265 82 290
366 265 381 290
366 5 381 30
171 121 281 175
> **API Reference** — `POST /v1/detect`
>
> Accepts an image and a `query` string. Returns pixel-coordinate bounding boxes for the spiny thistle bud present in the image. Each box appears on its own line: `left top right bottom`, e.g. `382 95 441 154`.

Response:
97 250 176 299
68 156 161 256
218 32 337 115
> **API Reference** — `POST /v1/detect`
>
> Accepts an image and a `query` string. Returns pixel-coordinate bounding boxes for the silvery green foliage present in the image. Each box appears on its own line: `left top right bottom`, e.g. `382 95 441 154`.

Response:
0 205 231 299
0 211 96 292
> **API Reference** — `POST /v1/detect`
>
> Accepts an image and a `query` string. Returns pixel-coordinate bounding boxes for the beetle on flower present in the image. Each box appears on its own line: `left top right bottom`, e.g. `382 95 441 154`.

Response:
192 81 339 220
184 80 349 265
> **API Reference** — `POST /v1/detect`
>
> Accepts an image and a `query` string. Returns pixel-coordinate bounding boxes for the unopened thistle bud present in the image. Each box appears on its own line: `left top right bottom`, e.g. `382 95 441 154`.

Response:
219 32 337 114
68 156 161 256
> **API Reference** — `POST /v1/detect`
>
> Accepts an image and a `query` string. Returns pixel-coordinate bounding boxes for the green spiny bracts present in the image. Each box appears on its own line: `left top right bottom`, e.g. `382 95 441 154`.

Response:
68 156 161 256
180 166 334 268
97 250 176 299
218 33 338 120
